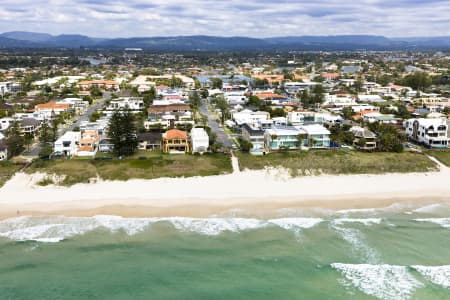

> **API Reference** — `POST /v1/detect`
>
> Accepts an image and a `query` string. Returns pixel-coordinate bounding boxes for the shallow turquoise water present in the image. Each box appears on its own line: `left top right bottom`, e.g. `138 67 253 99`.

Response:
1 204 450 299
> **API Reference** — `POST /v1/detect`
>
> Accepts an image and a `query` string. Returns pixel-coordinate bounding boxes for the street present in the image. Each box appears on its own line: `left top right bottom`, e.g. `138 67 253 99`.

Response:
199 99 233 149
22 92 111 157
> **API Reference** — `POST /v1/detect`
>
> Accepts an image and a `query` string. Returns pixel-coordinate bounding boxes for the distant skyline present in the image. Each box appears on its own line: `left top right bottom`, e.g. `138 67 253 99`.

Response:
0 0 449 38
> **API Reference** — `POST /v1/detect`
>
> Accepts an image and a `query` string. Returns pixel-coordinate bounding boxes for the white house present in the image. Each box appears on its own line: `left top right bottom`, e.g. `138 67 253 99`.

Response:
0 81 20 95
284 82 318 94
405 118 448 148
190 128 209 153
104 97 144 116
287 111 305 126
225 91 247 105
232 109 270 126
357 94 386 103
300 124 331 148
54 131 81 156
323 94 356 107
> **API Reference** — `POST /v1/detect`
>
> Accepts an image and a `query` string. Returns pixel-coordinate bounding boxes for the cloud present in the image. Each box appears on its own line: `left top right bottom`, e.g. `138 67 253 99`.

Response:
0 0 449 37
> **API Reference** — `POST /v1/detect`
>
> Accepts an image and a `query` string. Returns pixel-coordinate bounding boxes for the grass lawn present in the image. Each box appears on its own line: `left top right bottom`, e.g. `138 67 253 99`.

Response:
427 149 450 167
25 151 232 186
236 150 438 176
0 162 23 188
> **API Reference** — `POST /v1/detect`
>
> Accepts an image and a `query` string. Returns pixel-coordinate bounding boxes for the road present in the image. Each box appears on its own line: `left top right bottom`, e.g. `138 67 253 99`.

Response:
22 93 111 157
199 99 233 149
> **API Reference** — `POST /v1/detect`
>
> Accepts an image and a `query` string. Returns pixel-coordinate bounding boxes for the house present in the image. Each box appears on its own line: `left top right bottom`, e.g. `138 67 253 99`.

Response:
77 80 119 91
323 94 356 107
284 82 318 94
0 81 21 94
20 118 41 135
405 118 448 148
351 126 377 151
105 97 144 115
138 132 162 151
34 102 71 118
300 124 331 148
162 129 190 153
225 91 247 105
148 104 191 115
77 130 99 156
54 131 81 156
265 126 301 150
0 141 7 161
190 128 209 153
232 109 270 127
357 94 386 103
241 123 265 153
98 138 114 153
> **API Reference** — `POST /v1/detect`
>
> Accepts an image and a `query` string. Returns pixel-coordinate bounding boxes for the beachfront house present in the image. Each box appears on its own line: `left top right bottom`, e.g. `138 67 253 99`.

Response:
98 138 114 153
162 129 190 154
190 128 209 154
138 132 162 151
405 118 449 148
54 131 81 156
351 126 377 151
265 126 301 150
299 124 331 148
241 123 266 154
77 130 100 156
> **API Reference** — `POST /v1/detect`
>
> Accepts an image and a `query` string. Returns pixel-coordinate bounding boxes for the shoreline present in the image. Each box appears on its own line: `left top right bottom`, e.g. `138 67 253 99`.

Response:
1 164 450 220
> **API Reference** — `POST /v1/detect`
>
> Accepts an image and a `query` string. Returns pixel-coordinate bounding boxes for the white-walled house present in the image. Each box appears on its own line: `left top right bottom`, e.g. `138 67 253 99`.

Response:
54 131 81 156
265 126 301 150
405 118 448 148
323 94 356 107
105 97 144 116
299 124 331 148
190 128 209 153
232 110 270 127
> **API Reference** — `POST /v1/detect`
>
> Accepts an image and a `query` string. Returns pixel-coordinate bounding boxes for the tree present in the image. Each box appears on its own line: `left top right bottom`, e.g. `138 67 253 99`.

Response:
107 110 138 157
189 91 201 111
342 106 354 120
239 139 253 152
39 121 53 145
215 96 229 124
200 89 209 99
310 84 325 106
6 120 25 158
402 72 432 91
83 95 93 105
50 115 61 142
210 78 223 89
89 111 101 122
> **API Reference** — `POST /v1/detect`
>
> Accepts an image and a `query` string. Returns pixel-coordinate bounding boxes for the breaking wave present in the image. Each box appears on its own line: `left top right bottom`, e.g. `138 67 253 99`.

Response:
0 216 323 242
331 263 424 300
411 265 450 289
413 218 450 229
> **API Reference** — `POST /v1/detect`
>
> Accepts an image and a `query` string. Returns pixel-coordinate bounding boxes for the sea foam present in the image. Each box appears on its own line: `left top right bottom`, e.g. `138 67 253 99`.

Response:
333 218 382 226
331 263 424 300
0 216 323 242
413 218 450 229
412 265 450 289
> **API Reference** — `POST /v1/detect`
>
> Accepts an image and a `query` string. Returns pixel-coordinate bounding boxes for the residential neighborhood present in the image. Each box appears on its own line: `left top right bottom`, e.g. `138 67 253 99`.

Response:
0 49 450 183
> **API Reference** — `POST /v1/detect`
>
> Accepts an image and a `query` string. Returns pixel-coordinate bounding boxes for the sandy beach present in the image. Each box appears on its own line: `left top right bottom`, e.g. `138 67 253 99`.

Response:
1 157 449 219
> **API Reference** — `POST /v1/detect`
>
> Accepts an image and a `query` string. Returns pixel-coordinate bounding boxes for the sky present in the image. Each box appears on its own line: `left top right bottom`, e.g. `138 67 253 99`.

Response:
0 0 449 38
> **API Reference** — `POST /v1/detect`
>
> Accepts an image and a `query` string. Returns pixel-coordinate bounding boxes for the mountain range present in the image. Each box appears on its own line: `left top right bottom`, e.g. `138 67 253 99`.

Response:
1 31 449 51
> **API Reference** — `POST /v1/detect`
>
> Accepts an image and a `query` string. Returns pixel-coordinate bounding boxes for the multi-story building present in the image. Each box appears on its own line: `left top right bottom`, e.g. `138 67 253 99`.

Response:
405 118 448 148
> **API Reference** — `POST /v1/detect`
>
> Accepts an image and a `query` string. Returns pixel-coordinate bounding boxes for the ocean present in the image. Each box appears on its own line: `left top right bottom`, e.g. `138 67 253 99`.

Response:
1 203 450 299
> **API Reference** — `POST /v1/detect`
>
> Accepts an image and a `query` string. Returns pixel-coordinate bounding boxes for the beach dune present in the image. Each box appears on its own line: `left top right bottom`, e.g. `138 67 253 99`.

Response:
1 161 449 219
